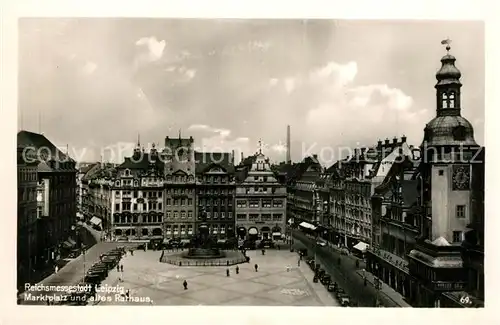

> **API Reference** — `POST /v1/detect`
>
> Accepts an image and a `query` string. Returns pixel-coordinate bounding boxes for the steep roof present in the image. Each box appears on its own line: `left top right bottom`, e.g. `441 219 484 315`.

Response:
195 152 234 174
118 153 164 171
80 163 98 174
17 130 73 163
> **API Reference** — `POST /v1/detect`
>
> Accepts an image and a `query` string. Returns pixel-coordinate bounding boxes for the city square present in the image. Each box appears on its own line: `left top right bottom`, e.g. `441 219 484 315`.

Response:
15 18 485 311
94 249 337 306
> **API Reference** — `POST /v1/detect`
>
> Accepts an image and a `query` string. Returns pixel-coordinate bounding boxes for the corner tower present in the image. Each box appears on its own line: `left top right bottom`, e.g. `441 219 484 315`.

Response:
420 41 480 242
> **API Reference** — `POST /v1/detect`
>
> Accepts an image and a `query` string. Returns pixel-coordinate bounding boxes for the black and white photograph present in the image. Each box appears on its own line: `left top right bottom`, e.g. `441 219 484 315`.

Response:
8 3 491 319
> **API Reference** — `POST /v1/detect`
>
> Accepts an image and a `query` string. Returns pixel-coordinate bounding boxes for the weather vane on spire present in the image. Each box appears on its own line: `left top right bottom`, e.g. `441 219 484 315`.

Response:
441 38 452 53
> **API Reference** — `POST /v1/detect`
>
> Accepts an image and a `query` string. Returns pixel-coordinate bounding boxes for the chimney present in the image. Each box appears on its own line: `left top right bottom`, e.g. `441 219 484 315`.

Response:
241 152 244 163
286 125 291 164
231 150 235 165
313 154 318 160
401 135 407 143
377 140 382 149
393 137 398 144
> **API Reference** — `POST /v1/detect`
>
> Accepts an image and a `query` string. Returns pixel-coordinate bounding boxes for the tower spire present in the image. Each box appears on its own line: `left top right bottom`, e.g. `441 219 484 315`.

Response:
179 129 181 139
137 133 141 148
258 139 262 154
435 39 462 117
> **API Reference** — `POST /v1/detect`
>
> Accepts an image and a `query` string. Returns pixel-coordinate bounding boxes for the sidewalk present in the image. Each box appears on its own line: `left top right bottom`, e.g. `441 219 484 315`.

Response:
355 270 411 307
296 256 338 306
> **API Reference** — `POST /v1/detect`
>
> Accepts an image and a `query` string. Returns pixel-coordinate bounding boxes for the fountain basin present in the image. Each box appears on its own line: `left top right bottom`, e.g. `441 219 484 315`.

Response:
184 248 225 259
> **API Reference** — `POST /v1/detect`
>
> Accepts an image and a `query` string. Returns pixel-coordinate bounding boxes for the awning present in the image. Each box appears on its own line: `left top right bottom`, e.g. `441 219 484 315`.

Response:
180 239 190 244
272 232 281 236
217 239 227 244
90 217 102 226
299 222 317 231
248 228 258 235
353 241 369 253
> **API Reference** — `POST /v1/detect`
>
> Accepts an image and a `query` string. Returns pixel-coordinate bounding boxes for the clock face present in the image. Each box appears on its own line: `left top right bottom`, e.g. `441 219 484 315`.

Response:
452 165 470 191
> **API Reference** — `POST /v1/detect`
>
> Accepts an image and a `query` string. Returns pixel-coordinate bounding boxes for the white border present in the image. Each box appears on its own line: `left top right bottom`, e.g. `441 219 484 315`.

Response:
1 1 498 325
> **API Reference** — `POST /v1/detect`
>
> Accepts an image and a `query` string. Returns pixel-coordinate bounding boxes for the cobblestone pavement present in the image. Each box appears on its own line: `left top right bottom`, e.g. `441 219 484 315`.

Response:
94 249 339 306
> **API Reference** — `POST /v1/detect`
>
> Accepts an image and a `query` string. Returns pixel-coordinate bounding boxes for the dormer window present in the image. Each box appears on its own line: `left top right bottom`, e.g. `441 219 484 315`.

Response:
125 169 131 176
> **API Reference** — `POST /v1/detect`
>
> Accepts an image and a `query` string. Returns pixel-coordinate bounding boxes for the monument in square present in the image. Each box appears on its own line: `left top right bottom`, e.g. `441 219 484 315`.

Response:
184 208 225 259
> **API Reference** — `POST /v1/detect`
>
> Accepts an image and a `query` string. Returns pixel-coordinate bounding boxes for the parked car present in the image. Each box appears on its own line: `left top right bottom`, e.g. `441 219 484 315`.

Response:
327 283 336 292
317 269 326 278
320 274 331 285
335 288 346 299
339 296 351 307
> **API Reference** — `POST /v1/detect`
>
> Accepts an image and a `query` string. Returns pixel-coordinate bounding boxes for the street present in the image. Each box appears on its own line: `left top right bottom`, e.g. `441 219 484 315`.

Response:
292 230 409 307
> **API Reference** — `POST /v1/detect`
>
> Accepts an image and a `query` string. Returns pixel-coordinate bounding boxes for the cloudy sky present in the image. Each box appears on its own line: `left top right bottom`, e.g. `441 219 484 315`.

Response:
18 19 484 165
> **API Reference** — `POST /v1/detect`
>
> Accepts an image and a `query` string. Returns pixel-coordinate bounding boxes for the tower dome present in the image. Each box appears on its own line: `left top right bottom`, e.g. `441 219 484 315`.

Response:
423 40 478 148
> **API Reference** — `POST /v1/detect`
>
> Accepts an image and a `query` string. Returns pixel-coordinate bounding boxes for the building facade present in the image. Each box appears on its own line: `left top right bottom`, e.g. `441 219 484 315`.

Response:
163 136 196 239
195 152 236 239
110 144 165 240
286 155 322 226
17 131 78 269
17 145 39 287
235 151 287 240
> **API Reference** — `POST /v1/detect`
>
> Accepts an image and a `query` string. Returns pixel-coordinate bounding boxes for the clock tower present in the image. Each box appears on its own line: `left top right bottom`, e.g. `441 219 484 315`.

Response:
419 41 480 243
408 41 484 307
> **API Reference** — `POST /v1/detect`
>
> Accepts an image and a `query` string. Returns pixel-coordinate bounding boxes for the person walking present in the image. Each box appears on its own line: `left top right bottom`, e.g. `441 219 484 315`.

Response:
254 264 258 272
117 264 120 272
120 265 124 272
286 265 290 272
261 249 265 255
297 259 300 267
226 268 230 277
183 280 188 290
235 265 239 274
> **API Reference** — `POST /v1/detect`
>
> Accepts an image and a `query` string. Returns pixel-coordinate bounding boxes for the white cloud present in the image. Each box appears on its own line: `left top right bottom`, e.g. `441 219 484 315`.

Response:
271 140 287 154
267 60 419 162
135 36 166 67
284 78 296 94
188 124 250 157
81 61 97 75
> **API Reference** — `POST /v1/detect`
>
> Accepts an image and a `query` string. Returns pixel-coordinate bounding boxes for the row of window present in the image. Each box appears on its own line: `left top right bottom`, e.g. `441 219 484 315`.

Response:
243 187 281 194
236 213 283 221
198 189 233 195
166 198 193 206
116 202 163 212
165 224 228 232
18 169 37 183
166 211 194 219
198 199 232 206
236 199 284 208
114 215 163 224
117 191 163 198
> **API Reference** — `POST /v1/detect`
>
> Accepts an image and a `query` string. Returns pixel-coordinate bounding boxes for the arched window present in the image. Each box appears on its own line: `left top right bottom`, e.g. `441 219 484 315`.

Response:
449 92 455 108
442 93 448 108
